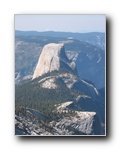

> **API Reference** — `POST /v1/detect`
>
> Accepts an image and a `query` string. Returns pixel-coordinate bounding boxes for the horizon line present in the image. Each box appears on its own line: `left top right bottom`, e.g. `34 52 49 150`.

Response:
15 30 105 34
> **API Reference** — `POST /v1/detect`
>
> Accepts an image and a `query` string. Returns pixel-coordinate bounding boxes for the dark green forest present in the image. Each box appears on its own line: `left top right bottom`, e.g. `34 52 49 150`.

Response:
15 71 83 116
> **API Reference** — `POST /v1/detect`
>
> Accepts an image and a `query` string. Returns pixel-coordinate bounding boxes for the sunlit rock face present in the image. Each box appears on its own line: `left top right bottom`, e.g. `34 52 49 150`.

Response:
32 43 70 79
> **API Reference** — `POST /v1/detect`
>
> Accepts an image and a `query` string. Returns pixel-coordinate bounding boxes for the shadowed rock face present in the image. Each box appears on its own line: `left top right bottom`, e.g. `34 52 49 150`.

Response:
32 43 70 79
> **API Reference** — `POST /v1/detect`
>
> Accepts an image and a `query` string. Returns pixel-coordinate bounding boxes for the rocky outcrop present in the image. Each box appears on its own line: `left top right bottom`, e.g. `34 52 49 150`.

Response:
32 43 72 79
27 43 105 135
37 73 78 89
15 114 52 135
59 96 105 124
15 108 104 135
50 111 103 135
57 101 73 112
40 78 58 89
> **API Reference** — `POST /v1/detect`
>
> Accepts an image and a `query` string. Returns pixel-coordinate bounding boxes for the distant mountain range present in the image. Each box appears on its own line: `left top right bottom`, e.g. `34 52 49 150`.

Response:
15 30 105 50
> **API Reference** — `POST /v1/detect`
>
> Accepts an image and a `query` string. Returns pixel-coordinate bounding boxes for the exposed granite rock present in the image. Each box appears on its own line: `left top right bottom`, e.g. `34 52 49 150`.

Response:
57 101 73 112
41 78 57 89
38 73 78 89
50 111 104 135
15 107 104 135
32 43 71 79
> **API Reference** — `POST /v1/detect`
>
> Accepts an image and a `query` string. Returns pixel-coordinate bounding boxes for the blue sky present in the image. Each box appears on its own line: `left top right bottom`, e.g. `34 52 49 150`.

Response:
15 15 105 33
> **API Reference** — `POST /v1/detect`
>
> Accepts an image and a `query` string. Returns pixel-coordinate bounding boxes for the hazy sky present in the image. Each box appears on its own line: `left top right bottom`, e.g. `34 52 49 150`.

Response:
15 15 105 33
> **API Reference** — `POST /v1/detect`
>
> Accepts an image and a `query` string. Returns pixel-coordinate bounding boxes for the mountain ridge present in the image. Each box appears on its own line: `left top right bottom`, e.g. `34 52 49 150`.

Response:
15 30 105 50
15 41 105 135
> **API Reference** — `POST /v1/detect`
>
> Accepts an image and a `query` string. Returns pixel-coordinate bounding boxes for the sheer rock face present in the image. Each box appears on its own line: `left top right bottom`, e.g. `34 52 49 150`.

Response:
32 43 70 79
50 111 104 135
